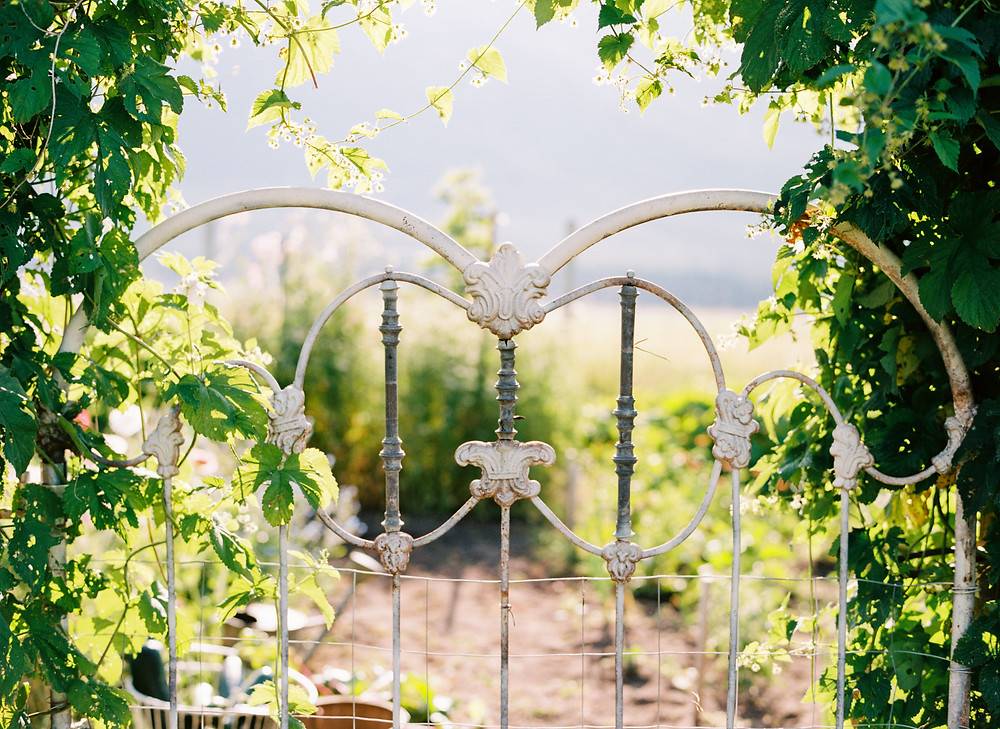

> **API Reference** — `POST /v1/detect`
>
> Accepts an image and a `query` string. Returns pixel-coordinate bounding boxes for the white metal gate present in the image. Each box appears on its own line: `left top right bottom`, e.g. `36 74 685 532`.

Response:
55 188 977 729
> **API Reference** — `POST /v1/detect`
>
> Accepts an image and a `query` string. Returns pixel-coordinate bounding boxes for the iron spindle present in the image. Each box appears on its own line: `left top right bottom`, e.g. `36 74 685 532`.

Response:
614 582 626 729
496 339 518 440
500 504 512 729
613 278 638 541
950 495 977 729
392 574 402 729
140 410 184 729
836 487 849 729
726 469 741 729
496 338 519 729
379 274 406 729
278 525 290 729
612 277 638 729
380 274 405 533
164 476 178 729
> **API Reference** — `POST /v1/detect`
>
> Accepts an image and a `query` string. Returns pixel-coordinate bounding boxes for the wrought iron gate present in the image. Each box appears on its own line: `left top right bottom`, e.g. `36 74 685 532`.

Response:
55 188 977 729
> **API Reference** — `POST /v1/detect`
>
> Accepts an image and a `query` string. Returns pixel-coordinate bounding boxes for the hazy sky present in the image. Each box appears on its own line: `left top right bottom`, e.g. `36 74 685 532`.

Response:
169 1 824 306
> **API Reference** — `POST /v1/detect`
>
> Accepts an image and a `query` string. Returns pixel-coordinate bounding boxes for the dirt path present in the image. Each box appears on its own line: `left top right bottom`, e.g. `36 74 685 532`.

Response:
307 518 817 728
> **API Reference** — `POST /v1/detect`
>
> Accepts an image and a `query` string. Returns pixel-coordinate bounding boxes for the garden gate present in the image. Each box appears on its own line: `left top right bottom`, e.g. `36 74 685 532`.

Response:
54 188 977 729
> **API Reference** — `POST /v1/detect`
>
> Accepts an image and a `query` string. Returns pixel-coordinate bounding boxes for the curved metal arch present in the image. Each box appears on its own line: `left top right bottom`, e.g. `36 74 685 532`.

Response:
538 274 727 557
742 369 846 425
641 460 724 559
539 189 780 275
545 275 726 392
536 189 973 419
134 187 477 269
294 269 470 388
742 368 945 487
58 187 479 356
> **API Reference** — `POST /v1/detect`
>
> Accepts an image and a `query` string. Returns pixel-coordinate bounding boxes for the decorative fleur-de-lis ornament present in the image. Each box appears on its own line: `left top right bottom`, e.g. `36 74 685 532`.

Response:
707 390 759 468
830 423 873 490
268 385 313 455
454 439 556 507
143 408 184 478
374 531 414 575
463 243 551 339
601 540 643 583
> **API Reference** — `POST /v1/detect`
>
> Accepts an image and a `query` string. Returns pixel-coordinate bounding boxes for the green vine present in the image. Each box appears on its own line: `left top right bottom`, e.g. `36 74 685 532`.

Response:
2 0 998 726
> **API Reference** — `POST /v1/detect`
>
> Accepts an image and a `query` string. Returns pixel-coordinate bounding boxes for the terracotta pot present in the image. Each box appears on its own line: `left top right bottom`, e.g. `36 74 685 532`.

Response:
298 696 409 729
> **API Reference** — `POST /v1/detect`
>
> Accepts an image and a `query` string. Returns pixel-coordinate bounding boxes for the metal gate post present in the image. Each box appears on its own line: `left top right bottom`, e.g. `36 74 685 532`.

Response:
949 496 977 729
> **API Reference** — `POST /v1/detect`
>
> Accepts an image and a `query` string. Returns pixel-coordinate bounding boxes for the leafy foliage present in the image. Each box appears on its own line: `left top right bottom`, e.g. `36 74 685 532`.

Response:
536 0 998 723
2 0 998 726
711 0 997 723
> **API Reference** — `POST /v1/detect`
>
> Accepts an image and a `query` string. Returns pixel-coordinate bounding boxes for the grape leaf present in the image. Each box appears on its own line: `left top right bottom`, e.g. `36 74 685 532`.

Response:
295 573 335 628
262 470 294 526
426 86 454 125
138 581 168 635
166 369 267 442
467 46 508 83
951 260 1000 332
598 3 636 27
358 3 392 53
0 367 37 475
635 77 662 111
248 89 300 129
534 0 556 27
598 33 634 71
283 16 340 87
929 129 960 171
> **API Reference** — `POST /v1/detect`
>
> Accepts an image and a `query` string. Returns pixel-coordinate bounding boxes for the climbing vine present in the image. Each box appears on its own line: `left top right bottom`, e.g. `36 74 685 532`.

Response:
1 0 998 727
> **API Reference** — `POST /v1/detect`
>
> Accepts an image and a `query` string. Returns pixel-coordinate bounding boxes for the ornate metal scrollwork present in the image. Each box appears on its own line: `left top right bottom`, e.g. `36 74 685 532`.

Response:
601 540 643 583
374 531 414 575
143 409 184 478
708 389 759 469
267 385 313 455
830 423 873 490
932 408 977 474
454 439 556 508
463 243 551 339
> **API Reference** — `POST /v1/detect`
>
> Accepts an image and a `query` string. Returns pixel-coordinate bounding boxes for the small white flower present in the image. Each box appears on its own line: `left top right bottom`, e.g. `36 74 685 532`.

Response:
390 23 407 42
177 272 208 308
